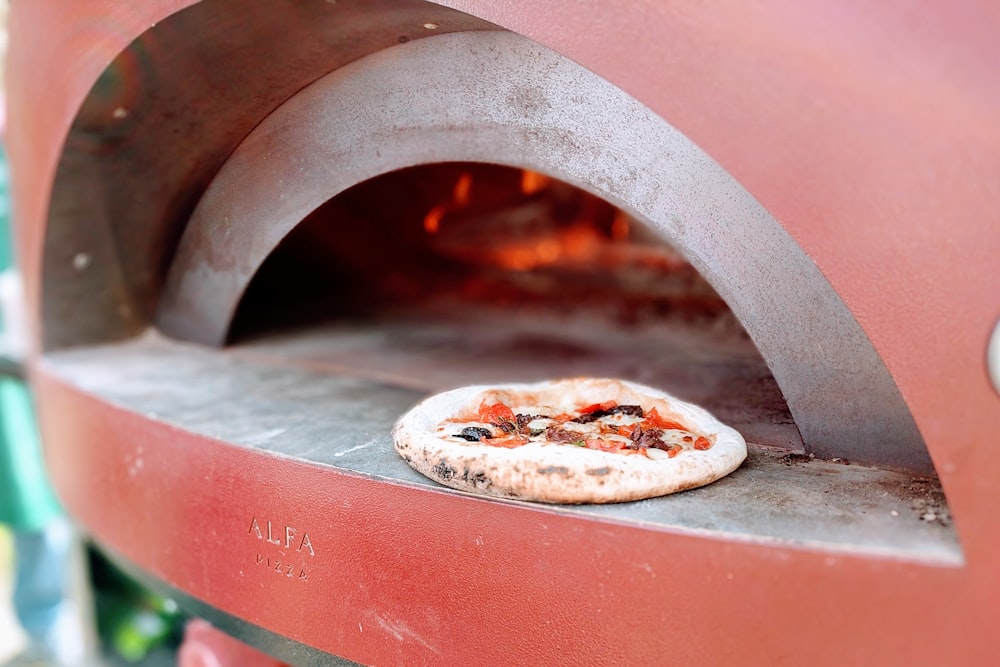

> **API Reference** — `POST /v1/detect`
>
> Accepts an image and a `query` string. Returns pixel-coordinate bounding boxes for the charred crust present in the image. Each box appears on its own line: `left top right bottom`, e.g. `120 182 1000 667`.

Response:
461 467 493 489
586 467 612 476
433 460 457 481
537 465 570 475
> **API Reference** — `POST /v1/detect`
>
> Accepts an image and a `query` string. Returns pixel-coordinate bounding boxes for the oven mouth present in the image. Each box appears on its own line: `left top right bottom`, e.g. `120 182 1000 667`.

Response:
228 161 798 451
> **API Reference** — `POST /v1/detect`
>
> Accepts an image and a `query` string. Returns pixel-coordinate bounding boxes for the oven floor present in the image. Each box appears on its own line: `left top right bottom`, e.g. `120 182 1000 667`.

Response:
42 328 960 565
232 302 802 449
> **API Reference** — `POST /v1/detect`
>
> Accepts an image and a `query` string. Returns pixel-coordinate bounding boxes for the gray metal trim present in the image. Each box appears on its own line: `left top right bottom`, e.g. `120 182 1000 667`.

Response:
156 30 931 473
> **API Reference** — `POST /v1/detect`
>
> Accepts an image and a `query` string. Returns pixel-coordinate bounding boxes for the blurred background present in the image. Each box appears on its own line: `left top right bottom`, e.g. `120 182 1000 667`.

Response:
0 2 184 664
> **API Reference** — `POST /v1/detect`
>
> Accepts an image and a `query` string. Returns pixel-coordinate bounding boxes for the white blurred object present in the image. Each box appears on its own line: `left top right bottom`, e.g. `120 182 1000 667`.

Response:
0 269 27 362
0 527 28 664
989 318 1000 395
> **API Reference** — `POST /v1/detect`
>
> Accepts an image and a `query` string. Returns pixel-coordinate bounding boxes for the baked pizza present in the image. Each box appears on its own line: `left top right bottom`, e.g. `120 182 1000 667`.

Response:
393 378 746 504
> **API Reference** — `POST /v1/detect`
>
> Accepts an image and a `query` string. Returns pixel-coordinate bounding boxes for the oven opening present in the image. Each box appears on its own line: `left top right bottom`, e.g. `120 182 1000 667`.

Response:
230 162 800 451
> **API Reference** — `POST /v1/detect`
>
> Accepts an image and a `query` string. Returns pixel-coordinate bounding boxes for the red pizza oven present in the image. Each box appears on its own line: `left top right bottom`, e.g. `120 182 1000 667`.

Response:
7 1 999 664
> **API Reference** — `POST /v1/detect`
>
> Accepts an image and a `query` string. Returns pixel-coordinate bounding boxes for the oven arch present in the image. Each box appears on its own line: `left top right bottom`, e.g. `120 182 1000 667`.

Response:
152 29 929 472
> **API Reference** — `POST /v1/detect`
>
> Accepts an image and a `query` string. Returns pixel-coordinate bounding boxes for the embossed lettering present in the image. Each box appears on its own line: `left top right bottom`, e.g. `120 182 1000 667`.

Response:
299 532 315 557
254 553 309 582
249 517 314 557
266 521 281 546
249 516 314 583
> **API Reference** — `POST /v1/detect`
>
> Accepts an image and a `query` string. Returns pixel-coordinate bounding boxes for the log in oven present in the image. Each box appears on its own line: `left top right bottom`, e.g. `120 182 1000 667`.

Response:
7 0 998 664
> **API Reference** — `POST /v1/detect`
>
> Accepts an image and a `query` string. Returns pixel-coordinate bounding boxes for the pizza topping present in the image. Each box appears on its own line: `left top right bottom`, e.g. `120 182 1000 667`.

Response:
627 425 668 451
643 407 688 431
496 420 517 434
457 426 493 442
448 395 713 458
545 426 585 445
572 403 644 423
579 400 617 414
479 401 516 426
491 434 531 448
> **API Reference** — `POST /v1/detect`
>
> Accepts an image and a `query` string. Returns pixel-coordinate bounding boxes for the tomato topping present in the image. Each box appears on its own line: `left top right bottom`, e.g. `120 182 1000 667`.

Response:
617 424 638 437
694 436 712 450
579 400 617 414
668 445 682 458
490 434 530 448
478 401 515 426
644 407 688 431
585 438 622 451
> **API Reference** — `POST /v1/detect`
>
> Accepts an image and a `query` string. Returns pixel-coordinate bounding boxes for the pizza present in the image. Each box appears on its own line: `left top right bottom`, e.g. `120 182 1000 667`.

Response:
392 378 746 504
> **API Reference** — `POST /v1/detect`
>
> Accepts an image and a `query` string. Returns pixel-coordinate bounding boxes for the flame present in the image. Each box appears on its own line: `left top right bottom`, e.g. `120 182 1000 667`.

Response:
423 205 445 234
423 167 609 274
487 224 602 271
453 173 473 206
520 169 548 195
611 210 630 241
423 172 474 234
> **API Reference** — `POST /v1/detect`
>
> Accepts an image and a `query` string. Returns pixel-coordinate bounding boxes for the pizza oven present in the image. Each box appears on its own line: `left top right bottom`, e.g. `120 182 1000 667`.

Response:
7 1 999 664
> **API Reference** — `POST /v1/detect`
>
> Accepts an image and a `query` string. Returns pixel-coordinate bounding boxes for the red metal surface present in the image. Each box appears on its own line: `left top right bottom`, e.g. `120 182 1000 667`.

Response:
8 0 1000 665
34 370 975 665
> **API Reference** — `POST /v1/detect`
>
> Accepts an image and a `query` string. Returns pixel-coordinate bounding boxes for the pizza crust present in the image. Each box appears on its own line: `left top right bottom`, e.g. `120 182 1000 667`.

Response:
392 378 747 504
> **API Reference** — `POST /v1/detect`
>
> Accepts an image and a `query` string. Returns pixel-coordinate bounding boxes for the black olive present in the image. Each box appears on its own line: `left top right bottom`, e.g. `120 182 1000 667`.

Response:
456 426 492 442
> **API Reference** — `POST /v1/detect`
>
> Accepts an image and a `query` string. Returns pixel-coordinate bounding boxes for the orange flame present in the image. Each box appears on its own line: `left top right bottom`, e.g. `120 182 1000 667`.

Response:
423 205 445 234
453 173 473 206
520 169 547 195
423 172 474 234
611 210 630 241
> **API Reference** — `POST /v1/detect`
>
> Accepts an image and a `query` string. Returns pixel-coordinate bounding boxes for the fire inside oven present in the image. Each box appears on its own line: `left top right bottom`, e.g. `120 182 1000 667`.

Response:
231 163 794 450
